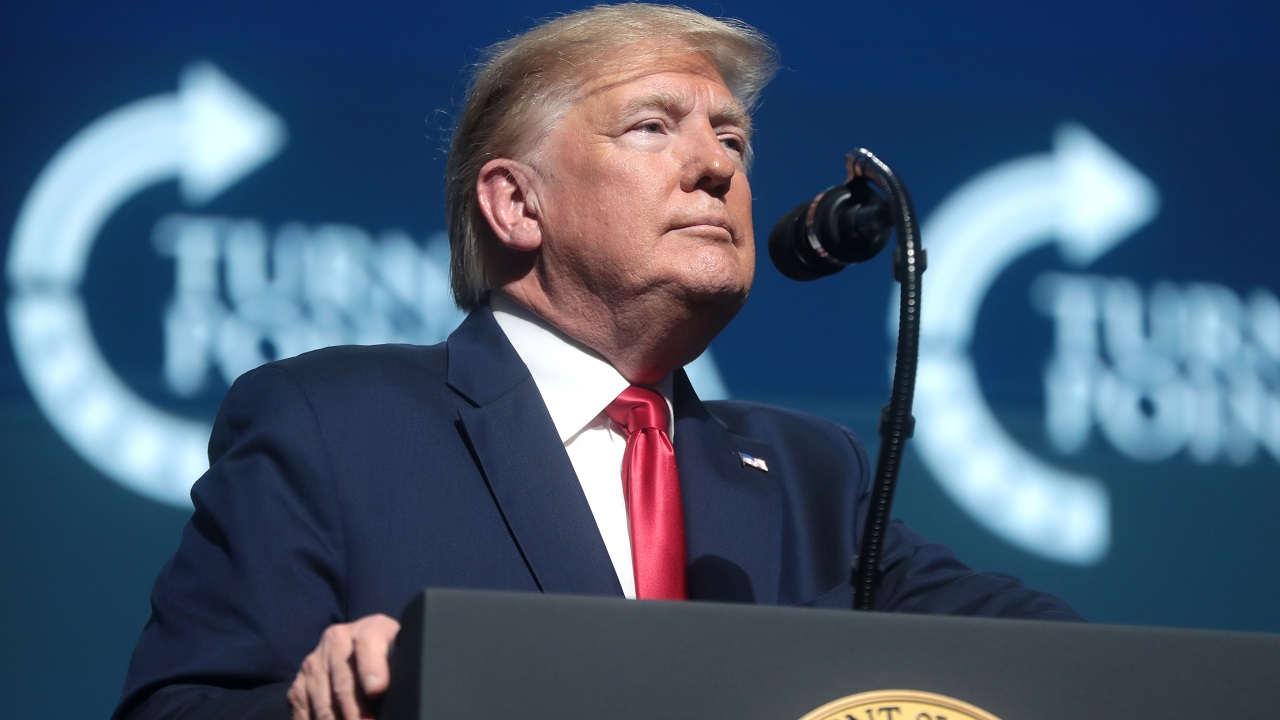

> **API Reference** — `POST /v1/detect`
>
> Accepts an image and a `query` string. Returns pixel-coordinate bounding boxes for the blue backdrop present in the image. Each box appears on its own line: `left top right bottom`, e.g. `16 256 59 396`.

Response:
2 1 1278 717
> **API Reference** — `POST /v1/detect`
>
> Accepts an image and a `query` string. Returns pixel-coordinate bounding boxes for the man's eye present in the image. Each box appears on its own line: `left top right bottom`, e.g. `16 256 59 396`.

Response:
636 121 664 133
721 136 745 153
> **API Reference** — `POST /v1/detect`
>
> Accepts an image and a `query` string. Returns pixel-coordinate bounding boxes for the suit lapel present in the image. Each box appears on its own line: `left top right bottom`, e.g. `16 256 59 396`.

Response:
447 309 622 597
673 372 782 605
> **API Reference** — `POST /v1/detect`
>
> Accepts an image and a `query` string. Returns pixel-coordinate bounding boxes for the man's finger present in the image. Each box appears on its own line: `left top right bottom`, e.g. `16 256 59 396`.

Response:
317 625 362 720
330 652 363 720
352 615 400 697
301 650 336 720
287 672 310 720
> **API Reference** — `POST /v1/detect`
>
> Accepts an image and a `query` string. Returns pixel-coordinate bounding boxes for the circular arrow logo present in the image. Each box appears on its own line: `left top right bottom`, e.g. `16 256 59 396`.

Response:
893 123 1161 565
6 62 286 506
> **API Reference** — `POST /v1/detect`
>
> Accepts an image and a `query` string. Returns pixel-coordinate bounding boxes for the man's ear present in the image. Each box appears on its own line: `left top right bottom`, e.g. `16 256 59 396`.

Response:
476 159 542 252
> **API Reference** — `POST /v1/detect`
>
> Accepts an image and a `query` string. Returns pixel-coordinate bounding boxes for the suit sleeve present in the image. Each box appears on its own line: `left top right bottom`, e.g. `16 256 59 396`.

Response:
873 521 1083 619
113 365 348 720
841 428 1083 620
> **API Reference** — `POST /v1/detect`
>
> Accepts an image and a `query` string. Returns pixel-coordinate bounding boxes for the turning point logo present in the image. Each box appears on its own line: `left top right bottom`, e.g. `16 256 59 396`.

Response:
898 124 1160 565
901 123 1280 565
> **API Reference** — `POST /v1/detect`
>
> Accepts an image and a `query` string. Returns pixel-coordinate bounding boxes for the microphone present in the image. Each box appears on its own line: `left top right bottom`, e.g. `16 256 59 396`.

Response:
765 149 926 611
768 176 893 281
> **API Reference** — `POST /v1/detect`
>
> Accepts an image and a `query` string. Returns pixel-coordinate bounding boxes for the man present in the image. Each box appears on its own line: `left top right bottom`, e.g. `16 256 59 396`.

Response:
115 5 1079 720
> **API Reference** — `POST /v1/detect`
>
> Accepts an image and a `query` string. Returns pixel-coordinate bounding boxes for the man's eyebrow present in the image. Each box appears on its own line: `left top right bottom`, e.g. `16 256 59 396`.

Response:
714 101 753 136
617 90 752 135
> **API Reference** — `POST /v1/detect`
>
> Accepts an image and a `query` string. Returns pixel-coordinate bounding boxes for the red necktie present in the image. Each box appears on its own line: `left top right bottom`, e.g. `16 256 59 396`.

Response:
605 386 687 600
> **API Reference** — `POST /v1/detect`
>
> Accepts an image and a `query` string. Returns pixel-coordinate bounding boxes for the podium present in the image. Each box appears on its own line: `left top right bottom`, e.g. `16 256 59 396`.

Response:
381 589 1280 719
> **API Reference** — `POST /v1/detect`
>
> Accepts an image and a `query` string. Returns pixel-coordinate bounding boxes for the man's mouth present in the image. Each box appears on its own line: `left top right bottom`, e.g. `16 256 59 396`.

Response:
673 216 734 241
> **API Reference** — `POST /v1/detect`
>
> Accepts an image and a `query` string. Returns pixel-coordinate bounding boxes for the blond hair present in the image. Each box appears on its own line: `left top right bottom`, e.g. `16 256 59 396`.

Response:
444 3 778 309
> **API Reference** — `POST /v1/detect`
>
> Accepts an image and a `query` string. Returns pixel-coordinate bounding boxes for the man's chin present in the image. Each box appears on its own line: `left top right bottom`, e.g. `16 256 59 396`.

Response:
675 281 751 337
670 275 749 308
672 253 753 304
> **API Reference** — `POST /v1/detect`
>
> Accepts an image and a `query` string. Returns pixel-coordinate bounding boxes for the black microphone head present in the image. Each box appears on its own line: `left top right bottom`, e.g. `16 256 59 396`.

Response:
769 179 893 281
768 194 845 281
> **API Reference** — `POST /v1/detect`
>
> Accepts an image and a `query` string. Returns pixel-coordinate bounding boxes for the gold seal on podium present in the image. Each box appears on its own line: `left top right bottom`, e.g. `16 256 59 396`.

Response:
799 689 1001 720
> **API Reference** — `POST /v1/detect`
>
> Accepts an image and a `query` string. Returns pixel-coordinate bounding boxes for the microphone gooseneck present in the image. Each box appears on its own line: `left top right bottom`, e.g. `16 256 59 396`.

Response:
769 149 926 612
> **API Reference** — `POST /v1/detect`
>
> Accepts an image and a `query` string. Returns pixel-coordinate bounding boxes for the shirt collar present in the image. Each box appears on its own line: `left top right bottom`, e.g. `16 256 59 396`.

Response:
489 292 674 441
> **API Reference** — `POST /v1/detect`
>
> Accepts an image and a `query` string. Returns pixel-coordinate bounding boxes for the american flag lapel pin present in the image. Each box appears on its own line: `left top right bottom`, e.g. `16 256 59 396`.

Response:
737 452 769 472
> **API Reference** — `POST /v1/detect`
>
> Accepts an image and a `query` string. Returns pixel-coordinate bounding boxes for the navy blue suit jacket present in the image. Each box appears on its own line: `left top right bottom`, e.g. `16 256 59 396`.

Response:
116 308 1079 719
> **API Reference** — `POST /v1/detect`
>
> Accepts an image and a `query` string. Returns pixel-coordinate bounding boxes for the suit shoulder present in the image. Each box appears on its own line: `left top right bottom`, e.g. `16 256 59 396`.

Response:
701 398 869 467
212 342 459 459
255 342 448 388
703 399 856 438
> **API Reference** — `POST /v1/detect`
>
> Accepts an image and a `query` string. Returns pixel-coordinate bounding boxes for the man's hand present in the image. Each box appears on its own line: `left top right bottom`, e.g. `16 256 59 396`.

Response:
287 614 401 720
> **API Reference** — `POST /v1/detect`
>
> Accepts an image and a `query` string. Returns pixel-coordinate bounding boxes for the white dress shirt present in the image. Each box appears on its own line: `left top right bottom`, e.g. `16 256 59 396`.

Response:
490 293 674 600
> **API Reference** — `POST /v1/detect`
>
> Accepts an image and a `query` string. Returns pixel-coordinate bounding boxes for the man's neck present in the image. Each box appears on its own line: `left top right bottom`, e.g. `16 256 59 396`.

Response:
493 285 729 385
489 293 674 436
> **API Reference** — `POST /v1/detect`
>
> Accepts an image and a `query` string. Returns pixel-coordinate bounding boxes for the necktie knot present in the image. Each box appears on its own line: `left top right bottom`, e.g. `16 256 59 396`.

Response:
605 386 669 435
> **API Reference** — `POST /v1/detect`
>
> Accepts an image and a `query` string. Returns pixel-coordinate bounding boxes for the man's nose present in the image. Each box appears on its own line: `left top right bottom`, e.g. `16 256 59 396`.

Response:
681 125 737 195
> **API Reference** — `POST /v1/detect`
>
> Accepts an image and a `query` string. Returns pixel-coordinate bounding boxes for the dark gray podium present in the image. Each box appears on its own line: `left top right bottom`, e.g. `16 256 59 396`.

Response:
381 589 1280 719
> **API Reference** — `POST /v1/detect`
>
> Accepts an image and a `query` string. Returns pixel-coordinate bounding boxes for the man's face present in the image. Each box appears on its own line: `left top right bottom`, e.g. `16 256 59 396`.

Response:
527 49 755 329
